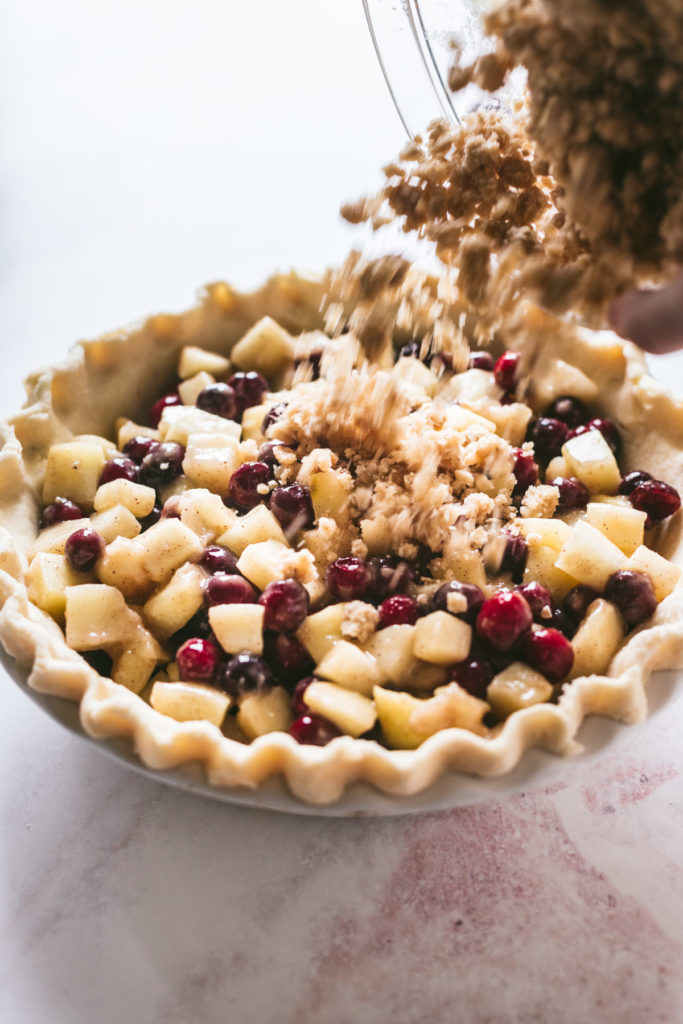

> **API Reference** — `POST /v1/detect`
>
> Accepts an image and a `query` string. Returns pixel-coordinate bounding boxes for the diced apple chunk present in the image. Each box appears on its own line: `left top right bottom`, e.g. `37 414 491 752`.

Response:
28 517 91 558
117 420 159 449
230 316 294 379
236 540 294 590
438 368 499 403
219 505 288 556
546 455 570 479
90 504 142 543
237 686 292 739
42 441 107 510
65 584 139 650
110 623 165 694
174 488 236 542
178 345 231 380
182 432 241 492
150 680 230 727
373 686 429 749
570 598 625 678
585 502 646 556
296 603 347 663
96 537 152 601
240 403 271 443
392 356 438 396
72 434 118 459
531 358 599 406
484 402 532 446
209 603 265 655
523 545 577 601
178 371 216 406
364 624 417 685
315 640 381 696
518 517 571 551
562 431 621 494
302 681 377 737
626 545 681 602
143 563 206 638
94 479 157 518
27 553 92 623
413 611 472 666
555 520 627 590
410 682 489 736
487 663 553 718
159 405 241 446
138 519 204 583
309 469 352 519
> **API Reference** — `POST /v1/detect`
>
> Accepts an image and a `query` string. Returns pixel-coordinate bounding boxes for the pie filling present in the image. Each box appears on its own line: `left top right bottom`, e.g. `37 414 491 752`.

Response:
25 315 681 750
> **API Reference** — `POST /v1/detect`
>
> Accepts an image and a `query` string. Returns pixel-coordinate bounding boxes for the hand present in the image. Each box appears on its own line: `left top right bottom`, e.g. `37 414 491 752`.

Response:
608 272 683 354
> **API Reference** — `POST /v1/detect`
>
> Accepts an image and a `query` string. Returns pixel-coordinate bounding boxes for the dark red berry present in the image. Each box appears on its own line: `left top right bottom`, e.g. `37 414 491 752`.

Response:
517 581 554 623
64 527 105 572
563 584 600 623
99 456 139 485
378 595 419 628
526 417 568 463
519 627 574 683
269 485 315 537
227 371 268 414
494 351 520 391
567 418 621 456
262 402 288 433
604 570 657 626
543 395 588 429
290 713 342 746
196 382 238 420
450 658 495 700
398 340 421 360
264 633 313 684
228 461 271 510
468 351 495 371
369 557 416 599
500 391 517 405
548 476 590 513
176 637 221 683
512 448 538 497
326 557 375 601
149 392 181 428
476 590 533 653
216 652 275 697
199 546 239 575
40 497 84 529
122 435 161 464
550 607 573 636
628 479 681 524
291 677 315 716
294 351 323 379
430 581 485 623
139 503 162 530
257 440 287 468
259 579 310 633
619 470 653 496
139 442 185 490
204 573 256 607
501 532 529 584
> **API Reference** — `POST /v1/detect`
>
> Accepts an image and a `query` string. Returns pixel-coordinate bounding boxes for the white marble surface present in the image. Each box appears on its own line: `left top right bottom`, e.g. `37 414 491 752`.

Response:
2 3 683 1023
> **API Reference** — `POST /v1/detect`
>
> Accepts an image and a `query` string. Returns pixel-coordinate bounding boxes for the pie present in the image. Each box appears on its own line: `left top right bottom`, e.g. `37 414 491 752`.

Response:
1 270 682 805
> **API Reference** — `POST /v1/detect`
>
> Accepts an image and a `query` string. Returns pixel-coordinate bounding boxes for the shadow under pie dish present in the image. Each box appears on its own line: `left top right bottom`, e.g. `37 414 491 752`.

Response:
1 271 683 806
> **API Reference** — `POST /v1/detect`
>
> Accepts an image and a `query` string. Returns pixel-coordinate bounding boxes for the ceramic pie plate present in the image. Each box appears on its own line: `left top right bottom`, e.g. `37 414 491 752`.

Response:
2 271 683 814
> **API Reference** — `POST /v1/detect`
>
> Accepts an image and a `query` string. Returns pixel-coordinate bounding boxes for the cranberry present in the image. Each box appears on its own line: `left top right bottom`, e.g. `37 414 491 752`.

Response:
430 581 485 624
122 435 161 464
512 448 538 497
228 461 271 510
494 351 520 391
196 382 238 420
563 584 600 623
139 442 185 490
216 652 275 697
290 713 342 746
605 570 657 626
526 417 568 463
40 497 84 529
517 581 554 623
257 440 287 468
369 557 416 599
450 658 495 700
264 633 313 683
501 532 529 584
139 503 162 530
378 595 420 628
227 371 268 414
567 418 621 456
628 479 681 524
204 573 256 607
499 391 516 405
548 476 590 513
64 527 105 572
550 607 573 636
259 579 310 633
269 485 315 537
543 395 588 429
618 470 652 496
476 590 532 653
398 340 421 360
170 609 213 649
199 545 239 575
291 677 315 716
176 637 221 683
519 627 574 683
468 351 495 371
326 557 375 601
99 456 139 485
149 391 181 428
262 402 288 433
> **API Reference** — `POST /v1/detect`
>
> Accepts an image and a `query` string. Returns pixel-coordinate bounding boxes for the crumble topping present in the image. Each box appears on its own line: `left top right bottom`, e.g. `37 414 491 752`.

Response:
520 483 559 519
341 601 380 644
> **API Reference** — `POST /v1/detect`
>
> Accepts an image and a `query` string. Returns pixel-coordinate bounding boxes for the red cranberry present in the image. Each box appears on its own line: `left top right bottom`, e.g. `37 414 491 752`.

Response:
290 713 342 746
628 479 681 524
264 633 313 683
196 382 238 420
567 418 621 456
450 658 495 700
257 440 287 468
170 609 213 649
64 528 105 572
204 573 256 607
430 581 485 624
476 590 533 653
369 557 416 599
517 581 554 623
619 470 653 496
99 456 139 485
499 391 516 405
122 435 162 464
519 627 574 683
216 652 275 697
550 607 573 636
494 351 520 391
227 371 268 415
259 579 310 633
543 395 588 429
269 485 315 537
291 677 315 716
468 351 495 371
501 532 529 584
199 545 239 574
228 461 271 510
326 557 375 601
563 584 600 623
398 340 421 360
139 442 185 490
176 637 221 683
526 417 568 463
548 476 590 513
262 402 288 433
512 449 538 497
378 595 420 628
149 391 181 428
604 570 657 626
40 497 84 529
139 503 162 530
